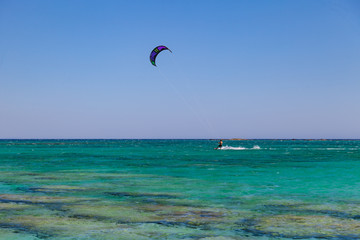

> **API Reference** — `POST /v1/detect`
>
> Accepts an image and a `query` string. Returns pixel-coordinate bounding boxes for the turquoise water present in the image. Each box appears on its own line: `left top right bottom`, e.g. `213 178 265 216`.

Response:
1 139 360 239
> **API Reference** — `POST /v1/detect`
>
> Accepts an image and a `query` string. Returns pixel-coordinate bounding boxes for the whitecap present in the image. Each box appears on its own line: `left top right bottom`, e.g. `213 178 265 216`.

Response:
218 145 261 150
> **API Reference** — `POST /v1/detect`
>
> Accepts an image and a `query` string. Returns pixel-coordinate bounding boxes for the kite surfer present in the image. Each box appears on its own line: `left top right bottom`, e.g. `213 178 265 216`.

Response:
215 139 223 150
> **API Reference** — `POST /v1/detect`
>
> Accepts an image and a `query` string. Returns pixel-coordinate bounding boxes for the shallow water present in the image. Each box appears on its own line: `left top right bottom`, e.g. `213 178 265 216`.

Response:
0 139 360 239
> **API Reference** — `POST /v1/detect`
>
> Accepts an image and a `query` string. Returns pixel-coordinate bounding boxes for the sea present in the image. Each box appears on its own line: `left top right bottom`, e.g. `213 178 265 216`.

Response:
0 139 360 240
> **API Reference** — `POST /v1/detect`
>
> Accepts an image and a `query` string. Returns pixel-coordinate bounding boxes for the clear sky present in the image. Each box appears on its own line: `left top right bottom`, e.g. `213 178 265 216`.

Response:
0 0 359 139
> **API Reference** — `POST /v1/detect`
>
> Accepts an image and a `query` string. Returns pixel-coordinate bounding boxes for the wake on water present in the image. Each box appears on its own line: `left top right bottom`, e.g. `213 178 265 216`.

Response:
219 145 260 150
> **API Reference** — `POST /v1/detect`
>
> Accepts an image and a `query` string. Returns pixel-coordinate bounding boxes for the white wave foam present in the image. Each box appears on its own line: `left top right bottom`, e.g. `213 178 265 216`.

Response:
220 146 246 150
219 145 260 150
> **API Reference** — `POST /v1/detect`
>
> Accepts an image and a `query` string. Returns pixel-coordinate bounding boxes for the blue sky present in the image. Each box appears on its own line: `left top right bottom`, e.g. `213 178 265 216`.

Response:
0 0 359 139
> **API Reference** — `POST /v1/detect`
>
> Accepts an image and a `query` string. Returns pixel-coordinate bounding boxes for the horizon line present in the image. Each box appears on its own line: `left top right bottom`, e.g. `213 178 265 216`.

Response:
0 138 359 140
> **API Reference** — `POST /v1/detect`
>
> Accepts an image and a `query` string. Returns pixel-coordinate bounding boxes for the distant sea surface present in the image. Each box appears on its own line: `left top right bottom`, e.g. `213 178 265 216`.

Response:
1 139 360 240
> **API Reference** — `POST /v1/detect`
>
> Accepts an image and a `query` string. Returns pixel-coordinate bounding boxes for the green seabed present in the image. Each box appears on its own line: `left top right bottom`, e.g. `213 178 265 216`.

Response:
0 139 360 239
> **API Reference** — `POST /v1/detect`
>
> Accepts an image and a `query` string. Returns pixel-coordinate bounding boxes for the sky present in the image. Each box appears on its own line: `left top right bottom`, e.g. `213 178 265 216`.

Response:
0 0 360 139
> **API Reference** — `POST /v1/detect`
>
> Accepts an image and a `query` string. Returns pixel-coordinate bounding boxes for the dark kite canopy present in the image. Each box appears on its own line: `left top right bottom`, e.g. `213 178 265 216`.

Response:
150 45 172 66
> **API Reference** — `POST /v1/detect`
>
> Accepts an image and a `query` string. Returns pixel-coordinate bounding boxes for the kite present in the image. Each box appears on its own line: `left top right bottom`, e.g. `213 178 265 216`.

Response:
150 45 172 66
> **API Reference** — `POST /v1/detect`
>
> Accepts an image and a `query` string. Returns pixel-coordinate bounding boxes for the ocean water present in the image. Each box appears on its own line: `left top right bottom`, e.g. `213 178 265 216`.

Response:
0 139 360 240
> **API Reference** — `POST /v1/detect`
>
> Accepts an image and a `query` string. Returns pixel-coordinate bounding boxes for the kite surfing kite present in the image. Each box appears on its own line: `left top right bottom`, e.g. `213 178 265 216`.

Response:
150 45 172 66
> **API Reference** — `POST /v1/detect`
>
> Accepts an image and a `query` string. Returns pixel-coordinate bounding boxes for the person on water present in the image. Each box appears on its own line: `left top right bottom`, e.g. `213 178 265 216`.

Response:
215 139 223 149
